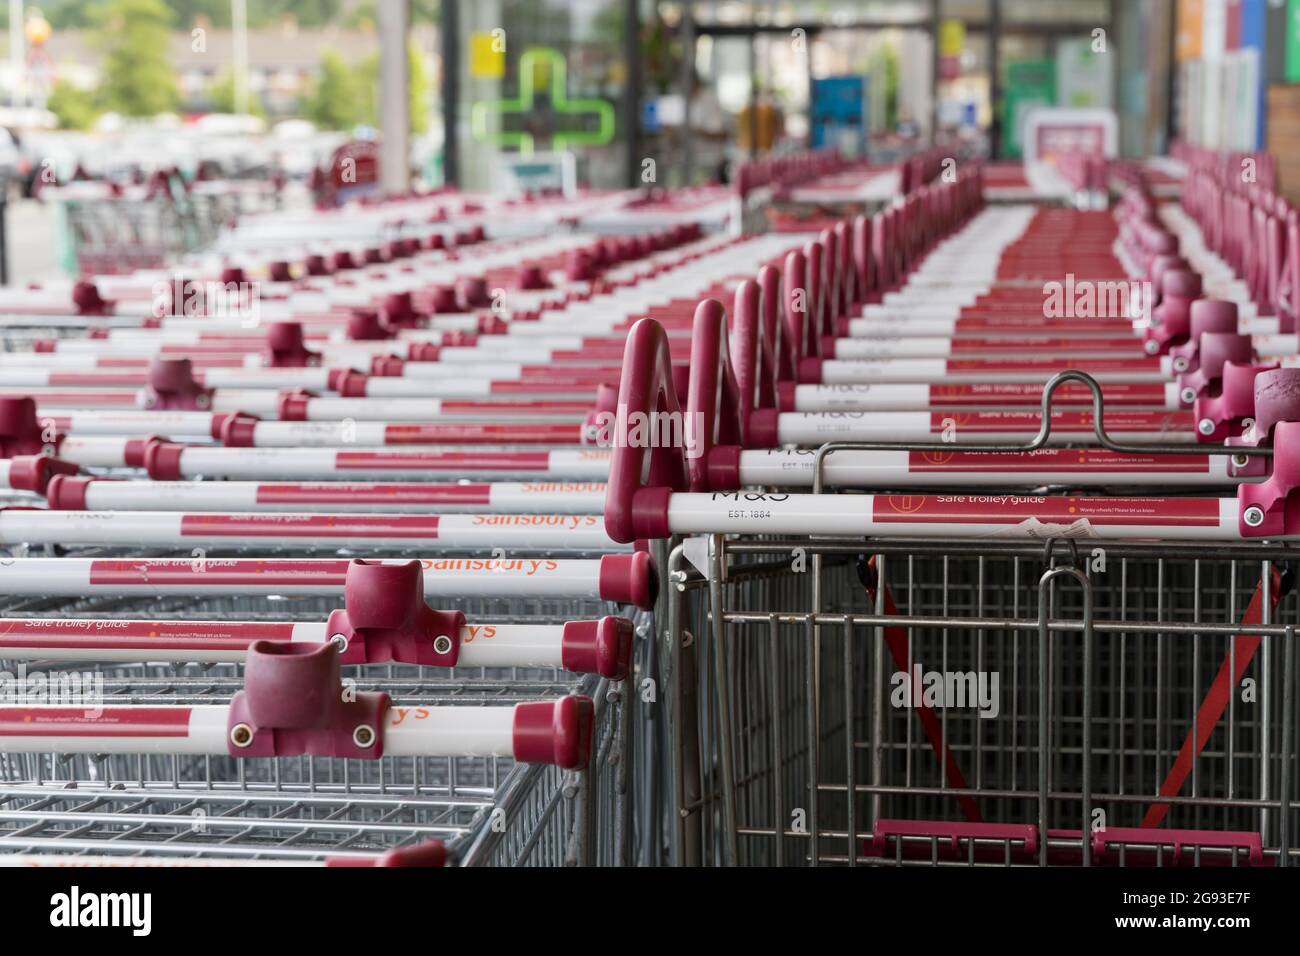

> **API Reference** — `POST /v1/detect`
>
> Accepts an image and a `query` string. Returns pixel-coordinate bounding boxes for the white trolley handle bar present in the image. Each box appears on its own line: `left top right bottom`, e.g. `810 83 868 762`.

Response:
0 615 632 679
0 695 593 769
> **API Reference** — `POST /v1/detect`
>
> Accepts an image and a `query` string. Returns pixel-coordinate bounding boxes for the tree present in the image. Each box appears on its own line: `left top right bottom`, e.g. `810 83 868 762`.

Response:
357 53 379 127
47 81 99 130
257 0 342 28
346 0 439 28
208 68 266 117
46 0 347 29
355 42 431 133
408 41 430 135
92 0 180 117
303 50 363 130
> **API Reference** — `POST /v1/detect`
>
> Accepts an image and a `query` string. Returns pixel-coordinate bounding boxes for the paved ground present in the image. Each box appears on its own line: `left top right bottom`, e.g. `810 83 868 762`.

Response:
2 197 65 286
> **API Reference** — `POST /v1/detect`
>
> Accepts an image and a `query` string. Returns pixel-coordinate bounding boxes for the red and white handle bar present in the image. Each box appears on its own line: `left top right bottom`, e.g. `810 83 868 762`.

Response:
604 318 1300 542
0 559 631 675
0 510 624 553
0 553 655 608
0 694 593 769
40 474 604 514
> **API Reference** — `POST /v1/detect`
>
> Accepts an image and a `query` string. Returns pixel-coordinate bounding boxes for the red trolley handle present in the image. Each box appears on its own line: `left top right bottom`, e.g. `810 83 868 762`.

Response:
227 639 595 768
604 318 691 543
326 840 448 867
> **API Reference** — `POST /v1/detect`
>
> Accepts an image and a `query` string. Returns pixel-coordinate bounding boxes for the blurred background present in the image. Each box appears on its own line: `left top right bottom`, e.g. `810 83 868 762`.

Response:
0 1 1274 279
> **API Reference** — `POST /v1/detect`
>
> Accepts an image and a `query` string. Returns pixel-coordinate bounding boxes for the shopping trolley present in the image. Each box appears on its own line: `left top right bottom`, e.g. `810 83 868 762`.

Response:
599 156 1300 866
615 332 1298 867
0 549 641 867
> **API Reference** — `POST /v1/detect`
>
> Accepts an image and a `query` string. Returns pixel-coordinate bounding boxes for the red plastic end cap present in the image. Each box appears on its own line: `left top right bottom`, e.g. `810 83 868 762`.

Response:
367 841 448 868
122 435 159 469
457 276 490 309
347 308 390 341
797 356 823 384
0 396 45 456
597 551 658 610
45 473 94 510
381 291 423 329
277 390 311 421
268 261 294 282
777 380 797 412
566 249 595 282
331 250 358 272
512 695 594 769
406 342 440 362
561 617 633 679
8 456 78 495
71 280 112 315
337 370 369 397
517 264 550 290
429 285 458 313
371 355 405 376
748 407 780 448
143 439 186 480
327 840 448 868
706 443 743 490
206 411 257 442
32 339 55 353
219 415 259 447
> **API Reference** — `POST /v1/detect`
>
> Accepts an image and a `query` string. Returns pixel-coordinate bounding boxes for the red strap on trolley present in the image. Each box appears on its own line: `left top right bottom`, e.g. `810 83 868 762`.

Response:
861 556 983 823
1141 564 1284 828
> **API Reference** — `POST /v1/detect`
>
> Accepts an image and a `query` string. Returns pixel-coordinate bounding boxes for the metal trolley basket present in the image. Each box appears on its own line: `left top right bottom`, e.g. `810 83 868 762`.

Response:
653 392 1300 868
0 542 640 867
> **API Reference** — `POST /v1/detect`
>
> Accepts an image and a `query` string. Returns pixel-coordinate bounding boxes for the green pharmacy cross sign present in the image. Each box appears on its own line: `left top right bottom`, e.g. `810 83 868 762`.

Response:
470 47 615 156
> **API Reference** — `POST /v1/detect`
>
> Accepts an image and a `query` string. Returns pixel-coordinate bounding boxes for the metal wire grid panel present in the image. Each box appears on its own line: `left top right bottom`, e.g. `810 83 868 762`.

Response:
669 536 1300 868
0 671 629 867
61 189 259 275
64 199 203 274
0 545 639 866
